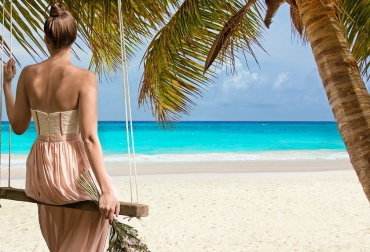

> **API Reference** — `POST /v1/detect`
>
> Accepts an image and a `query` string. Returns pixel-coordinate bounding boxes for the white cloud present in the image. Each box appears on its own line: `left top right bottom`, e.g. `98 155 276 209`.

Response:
222 70 259 92
212 56 261 93
213 57 244 74
273 72 288 89
234 57 243 69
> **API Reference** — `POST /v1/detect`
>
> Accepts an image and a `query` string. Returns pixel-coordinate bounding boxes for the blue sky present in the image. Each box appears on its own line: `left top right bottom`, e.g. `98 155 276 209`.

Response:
4 3 368 122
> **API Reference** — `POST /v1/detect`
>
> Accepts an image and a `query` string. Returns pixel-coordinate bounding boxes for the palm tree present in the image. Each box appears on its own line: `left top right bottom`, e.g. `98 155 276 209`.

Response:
291 0 370 201
1 1 369 201
138 0 370 202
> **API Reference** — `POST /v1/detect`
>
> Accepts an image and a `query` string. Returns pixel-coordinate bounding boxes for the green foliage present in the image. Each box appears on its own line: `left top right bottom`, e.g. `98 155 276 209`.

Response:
109 218 150 252
0 0 177 80
138 0 265 127
338 0 370 80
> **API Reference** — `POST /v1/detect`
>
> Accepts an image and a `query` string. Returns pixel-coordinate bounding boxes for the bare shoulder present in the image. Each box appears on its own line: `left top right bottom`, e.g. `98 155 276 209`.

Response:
18 64 37 82
24 62 43 71
76 68 98 92
21 64 36 74
21 62 46 78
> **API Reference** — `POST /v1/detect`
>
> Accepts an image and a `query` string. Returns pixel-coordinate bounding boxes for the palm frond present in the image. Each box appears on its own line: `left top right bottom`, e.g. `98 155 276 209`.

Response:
263 0 285 28
139 0 265 127
0 0 177 80
204 0 258 73
336 0 370 80
289 4 303 36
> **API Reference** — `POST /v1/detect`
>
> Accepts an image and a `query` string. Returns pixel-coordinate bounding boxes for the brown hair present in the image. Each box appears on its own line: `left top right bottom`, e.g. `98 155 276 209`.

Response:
44 2 77 50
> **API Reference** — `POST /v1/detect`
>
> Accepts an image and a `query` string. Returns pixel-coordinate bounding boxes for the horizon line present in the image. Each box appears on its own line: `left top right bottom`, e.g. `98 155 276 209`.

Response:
97 120 337 123
0 120 337 123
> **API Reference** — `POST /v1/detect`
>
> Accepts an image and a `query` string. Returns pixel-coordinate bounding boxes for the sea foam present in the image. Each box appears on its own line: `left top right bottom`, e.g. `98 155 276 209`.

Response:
3 150 349 169
103 150 349 163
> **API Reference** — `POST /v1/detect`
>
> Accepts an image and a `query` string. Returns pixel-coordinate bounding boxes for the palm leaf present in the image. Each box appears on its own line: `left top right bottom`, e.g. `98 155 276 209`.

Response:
263 0 285 28
336 0 370 80
0 0 177 80
203 0 258 73
289 3 304 37
139 0 265 127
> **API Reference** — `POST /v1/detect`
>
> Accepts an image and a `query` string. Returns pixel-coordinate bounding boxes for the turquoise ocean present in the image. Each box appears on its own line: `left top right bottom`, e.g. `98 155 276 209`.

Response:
1 121 347 161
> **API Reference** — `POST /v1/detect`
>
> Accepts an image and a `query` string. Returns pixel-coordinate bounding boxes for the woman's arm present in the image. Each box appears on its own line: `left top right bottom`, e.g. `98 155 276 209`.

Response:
78 71 120 224
3 59 31 135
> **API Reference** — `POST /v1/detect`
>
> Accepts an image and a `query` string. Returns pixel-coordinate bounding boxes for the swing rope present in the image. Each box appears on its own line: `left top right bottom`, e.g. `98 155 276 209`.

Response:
117 0 139 204
0 0 5 191
0 0 13 188
0 0 11 189
8 0 12 188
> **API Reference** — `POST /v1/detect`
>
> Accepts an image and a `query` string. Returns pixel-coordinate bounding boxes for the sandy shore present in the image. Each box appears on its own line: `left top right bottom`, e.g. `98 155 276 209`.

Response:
0 152 353 179
1 160 370 251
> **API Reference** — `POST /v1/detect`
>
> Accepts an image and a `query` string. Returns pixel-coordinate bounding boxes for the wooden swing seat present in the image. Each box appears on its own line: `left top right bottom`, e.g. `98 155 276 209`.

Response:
0 187 149 217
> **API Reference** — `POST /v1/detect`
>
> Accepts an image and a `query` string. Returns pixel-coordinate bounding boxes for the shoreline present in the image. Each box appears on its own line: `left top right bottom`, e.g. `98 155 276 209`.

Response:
1 157 352 180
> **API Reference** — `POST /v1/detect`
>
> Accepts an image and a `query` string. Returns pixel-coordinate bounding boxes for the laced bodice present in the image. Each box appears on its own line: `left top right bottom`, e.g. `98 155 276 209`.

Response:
31 109 80 137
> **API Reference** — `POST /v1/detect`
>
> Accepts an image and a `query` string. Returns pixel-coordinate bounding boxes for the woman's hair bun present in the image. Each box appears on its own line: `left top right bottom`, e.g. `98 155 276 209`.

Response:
44 2 76 49
49 2 66 18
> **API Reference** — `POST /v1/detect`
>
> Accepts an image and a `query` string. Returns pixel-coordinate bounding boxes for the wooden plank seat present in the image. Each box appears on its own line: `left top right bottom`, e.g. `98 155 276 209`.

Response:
0 187 149 217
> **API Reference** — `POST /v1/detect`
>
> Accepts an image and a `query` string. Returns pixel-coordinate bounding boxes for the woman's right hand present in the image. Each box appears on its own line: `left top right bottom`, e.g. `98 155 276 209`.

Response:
3 59 16 85
99 190 120 224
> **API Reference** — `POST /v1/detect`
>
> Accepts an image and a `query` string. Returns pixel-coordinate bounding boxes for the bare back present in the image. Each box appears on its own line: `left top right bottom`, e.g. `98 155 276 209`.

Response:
26 59 90 112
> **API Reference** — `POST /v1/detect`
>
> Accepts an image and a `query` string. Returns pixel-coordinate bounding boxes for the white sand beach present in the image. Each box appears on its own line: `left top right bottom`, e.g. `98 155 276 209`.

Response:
1 158 370 251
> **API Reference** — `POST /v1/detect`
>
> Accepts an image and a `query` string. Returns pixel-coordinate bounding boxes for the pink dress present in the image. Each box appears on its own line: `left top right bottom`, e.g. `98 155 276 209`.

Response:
25 108 110 252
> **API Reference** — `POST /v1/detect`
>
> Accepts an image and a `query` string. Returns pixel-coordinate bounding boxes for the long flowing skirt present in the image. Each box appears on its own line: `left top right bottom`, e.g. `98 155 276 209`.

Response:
25 134 109 252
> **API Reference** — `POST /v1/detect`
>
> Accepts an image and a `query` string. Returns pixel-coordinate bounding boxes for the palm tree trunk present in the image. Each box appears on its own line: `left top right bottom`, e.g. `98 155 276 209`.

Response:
295 0 370 202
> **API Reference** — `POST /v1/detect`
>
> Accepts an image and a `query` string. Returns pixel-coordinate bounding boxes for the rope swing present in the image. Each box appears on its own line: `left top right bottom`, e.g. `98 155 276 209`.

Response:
117 0 139 205
0 0 148 217
0 0 5 192
8 0 12 188
0 0 13 190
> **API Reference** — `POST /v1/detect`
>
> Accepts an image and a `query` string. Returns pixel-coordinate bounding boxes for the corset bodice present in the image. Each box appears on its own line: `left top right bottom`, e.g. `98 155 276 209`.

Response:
31 109 80 137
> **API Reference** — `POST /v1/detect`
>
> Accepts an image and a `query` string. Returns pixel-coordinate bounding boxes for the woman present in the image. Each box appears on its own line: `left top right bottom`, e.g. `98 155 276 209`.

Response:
3 3 119 251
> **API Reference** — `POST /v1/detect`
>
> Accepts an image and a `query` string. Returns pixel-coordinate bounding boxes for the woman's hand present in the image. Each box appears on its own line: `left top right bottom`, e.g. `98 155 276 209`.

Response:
99 190 120 224
3 59 16 86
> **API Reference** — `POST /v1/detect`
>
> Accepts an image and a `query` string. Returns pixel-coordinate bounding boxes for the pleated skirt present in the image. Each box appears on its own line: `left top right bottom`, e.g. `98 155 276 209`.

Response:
25 133 109 252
